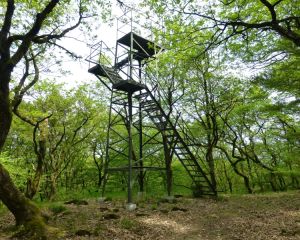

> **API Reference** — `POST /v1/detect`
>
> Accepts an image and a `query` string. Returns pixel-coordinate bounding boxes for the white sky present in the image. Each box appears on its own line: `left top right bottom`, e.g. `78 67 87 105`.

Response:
54 2 123 87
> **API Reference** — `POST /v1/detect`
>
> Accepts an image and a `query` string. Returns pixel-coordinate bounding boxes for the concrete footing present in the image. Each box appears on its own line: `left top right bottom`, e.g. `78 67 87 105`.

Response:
162 195 176 203
98 197 107 203
126 203 137 211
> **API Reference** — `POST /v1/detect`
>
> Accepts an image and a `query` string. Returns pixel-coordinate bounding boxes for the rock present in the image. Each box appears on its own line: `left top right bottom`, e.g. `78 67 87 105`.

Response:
64 199 88 205
98 197 107 203
174 194 184 198
99 207 109 211
171 206 188 212
160 209 169 214
102 213 120 220
75 229 91 236
159 196 177 204
135 212 149 217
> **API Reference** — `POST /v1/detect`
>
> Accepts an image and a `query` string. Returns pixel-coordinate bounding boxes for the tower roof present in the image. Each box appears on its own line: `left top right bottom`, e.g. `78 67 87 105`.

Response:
117 32 162 57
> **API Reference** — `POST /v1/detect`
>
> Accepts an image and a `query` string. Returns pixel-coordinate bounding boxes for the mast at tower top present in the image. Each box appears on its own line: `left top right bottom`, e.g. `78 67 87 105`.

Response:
114 3 164 85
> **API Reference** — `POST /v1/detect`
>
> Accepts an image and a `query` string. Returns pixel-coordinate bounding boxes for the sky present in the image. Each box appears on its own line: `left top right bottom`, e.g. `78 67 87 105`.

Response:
56 5 120 87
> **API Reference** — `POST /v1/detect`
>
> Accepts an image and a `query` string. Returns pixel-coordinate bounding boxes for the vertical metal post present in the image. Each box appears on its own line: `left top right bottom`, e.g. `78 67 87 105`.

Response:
129 10 133 81
102 90 114 197
128 9 134 204
127 91 133 203
129 36 133 81
115 17 119 67
138 60 144 192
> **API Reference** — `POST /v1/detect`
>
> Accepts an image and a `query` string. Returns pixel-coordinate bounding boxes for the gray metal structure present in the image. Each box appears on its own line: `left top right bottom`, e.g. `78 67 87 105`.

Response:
87 8 217 204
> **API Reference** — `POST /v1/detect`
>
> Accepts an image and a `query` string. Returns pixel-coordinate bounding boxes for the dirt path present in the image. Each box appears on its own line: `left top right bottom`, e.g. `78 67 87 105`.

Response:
0 191 299 239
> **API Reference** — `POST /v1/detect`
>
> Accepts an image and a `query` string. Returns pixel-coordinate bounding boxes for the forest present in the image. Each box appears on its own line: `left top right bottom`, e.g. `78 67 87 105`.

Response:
0 0 299 239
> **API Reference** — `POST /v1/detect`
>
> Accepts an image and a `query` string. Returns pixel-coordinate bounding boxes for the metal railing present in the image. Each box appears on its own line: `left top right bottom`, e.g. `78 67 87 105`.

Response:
86 41 115 69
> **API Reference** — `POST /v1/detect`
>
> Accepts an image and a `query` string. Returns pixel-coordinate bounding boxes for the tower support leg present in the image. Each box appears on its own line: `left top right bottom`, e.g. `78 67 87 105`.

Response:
127 91 133 204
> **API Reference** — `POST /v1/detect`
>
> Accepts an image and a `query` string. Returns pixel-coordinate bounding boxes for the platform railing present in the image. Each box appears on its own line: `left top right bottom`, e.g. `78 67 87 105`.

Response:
86 41 116 69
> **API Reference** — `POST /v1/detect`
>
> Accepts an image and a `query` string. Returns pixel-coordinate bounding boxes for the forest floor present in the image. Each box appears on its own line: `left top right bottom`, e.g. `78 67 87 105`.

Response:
0 191 299 239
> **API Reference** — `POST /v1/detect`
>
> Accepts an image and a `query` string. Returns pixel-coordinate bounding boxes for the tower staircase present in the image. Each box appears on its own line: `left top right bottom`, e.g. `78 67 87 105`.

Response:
137 87 216 196
88 60 216 196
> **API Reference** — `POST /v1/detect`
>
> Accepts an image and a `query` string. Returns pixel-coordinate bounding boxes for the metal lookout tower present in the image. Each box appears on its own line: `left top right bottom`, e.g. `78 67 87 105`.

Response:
87 7 217 207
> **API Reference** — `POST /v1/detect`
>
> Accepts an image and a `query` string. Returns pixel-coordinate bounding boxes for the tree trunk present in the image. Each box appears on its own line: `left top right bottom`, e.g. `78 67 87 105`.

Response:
223 161 233 193
98 170 102 187
278 174 287 191
163 134 173 196
287 163 300 189
166 161 173 196
0 164 47 236
0 79 47 237
0 72 12 151
25 161 43 199
206 145 217 192
269 172 279 191
238 162 253 193
49 175 57 201
26 137 46 199
242 174 253 194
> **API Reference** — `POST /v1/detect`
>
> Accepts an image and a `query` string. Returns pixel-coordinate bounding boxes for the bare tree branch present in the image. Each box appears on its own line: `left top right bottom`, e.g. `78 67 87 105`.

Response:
12 51 40 126
49 41 82 59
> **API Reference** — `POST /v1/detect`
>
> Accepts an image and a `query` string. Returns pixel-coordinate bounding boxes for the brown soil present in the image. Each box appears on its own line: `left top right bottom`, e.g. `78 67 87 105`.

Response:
0 191 299 239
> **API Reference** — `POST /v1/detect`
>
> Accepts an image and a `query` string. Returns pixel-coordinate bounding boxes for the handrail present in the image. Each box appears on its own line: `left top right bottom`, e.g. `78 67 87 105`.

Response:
143 65 204 152
86 41 115 68
144 86 215 194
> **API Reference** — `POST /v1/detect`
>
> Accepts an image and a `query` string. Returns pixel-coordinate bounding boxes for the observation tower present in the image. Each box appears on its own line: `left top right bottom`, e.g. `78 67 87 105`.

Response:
87 6 216 207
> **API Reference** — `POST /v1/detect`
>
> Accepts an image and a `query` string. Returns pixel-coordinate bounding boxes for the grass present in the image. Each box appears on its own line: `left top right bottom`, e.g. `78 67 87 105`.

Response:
120 217 138 230
0 202 6 214
48 204 67 214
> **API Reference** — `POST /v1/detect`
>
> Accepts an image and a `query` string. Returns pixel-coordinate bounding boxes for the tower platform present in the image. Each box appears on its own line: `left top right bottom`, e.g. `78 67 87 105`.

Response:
113 80 145 93
88 64 145 93
117 32 162 59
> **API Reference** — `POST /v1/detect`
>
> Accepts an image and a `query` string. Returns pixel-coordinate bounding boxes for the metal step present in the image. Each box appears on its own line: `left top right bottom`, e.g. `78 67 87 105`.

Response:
144 107 159 113
112 96 128 102
176 151 189 155
115 57 129 69
148 113 163 118
101 66 124 83
134 92 149 99
141 101 156 107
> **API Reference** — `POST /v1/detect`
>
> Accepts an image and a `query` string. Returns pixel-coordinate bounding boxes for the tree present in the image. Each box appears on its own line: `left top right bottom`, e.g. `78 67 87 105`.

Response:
216 82 300 192
0 0 109 237
142 0 299 194
186 59 229 193
145 0 300 51
144 0 300 94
